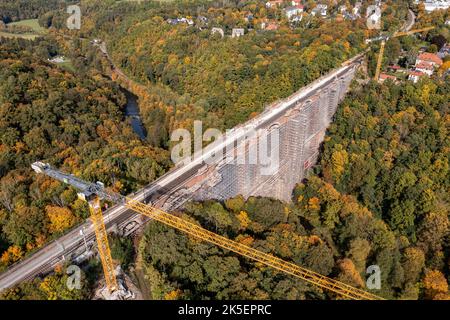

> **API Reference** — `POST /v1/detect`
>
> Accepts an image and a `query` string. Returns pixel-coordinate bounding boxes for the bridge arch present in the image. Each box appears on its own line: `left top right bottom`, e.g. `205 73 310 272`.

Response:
269 123 280 131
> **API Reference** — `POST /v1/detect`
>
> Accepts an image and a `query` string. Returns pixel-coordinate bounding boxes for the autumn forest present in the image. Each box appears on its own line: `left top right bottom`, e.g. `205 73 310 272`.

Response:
0 0 449 300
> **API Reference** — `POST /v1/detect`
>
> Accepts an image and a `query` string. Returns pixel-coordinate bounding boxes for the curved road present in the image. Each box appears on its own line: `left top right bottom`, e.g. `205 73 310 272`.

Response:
404 9 416 32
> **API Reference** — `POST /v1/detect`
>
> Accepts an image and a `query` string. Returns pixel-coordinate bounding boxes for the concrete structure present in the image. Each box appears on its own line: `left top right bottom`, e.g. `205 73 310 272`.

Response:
366 5 382 27
416 52 443 67
339 5 348 14
263 22 279 30
190 62 359 202
167 17 194 26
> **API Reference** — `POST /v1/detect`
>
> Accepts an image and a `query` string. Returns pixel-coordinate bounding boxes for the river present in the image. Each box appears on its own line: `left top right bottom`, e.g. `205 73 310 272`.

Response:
123 90 147 140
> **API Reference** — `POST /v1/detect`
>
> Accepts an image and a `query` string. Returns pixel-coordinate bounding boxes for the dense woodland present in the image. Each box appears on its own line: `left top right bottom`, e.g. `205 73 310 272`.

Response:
138 78 449 300
0 264 93 300
0 0 72 24
41 0 376 147
0 40 171 272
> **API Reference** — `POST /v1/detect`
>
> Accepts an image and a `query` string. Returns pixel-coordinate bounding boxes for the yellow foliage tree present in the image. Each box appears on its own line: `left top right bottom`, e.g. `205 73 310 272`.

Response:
337 258 365 288
164 289 182 300
46 206 77 234
236 211 251 230
331 146 348 182
308 197 321 211
438 61 450 75
423 269 449 300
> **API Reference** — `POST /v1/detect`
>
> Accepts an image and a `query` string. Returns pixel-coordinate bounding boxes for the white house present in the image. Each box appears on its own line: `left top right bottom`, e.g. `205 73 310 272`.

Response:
408 70 425 83
415 61 435 76
312 4 328 17
285 6 304 19
438 44 450 59
232 28 245 38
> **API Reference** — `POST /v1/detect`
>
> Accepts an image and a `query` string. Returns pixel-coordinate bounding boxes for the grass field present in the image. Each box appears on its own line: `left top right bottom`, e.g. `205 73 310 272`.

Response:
0 31 40 40
56 60 76 72
9 19 47 33
0 19 46 40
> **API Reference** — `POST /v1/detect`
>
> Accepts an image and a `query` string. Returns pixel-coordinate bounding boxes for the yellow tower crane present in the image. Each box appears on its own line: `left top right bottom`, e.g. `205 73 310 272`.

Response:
31 162 383 300
372 27 435 81
88 197 118 291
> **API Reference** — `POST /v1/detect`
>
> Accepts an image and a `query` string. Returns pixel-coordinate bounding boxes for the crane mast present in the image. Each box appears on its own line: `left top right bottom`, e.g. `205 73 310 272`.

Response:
89 197 118 292
31 162 383 300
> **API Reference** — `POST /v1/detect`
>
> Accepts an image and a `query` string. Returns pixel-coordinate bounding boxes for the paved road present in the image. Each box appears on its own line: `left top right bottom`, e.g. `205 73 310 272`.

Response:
0 55 363 291
404 9 416 32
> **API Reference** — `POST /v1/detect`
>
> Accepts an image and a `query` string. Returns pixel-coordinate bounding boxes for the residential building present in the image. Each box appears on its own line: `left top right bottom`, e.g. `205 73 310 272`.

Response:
265 22 279 31
379 73 398 83
232 28 245 38
408 70 425 83
285 6 304 19
388 65 402 72
415 61 435 76
311 4 328 17
266 0 284 8
416 52 443 67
